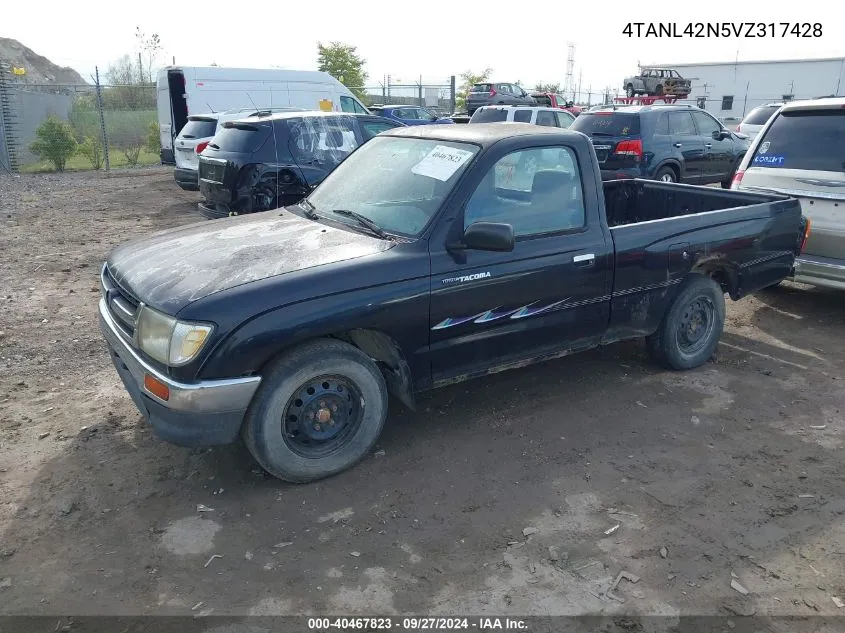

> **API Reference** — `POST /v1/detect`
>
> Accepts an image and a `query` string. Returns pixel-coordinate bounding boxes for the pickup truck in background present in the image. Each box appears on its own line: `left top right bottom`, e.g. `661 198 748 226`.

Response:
624 68 692 98
99 124 807 482
530 92 583 116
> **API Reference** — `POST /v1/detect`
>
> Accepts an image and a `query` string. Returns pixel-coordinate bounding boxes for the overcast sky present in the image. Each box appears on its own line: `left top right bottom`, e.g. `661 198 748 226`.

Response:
5 0 843 96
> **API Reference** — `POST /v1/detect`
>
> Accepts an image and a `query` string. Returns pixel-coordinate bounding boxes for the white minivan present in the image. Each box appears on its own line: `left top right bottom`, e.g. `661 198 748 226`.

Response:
156 66 371 164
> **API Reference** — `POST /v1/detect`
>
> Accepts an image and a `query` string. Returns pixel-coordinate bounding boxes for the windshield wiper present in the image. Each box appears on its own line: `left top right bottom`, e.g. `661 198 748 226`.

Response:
331 209 390 239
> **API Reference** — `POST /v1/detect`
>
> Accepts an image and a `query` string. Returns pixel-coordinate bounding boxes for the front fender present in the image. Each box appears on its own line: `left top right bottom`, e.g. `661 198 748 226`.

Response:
198 277 432 391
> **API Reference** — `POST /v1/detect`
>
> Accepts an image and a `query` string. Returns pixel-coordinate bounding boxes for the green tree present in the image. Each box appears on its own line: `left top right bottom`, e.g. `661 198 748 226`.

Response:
456 68 493 113
535 81 561 93
317 42 368 101
30 116 78 172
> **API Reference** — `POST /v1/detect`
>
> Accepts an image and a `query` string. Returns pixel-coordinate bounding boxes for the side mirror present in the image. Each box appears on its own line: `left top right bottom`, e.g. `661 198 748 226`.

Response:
714 129 731 140
455 222 515 252
430 115 438 121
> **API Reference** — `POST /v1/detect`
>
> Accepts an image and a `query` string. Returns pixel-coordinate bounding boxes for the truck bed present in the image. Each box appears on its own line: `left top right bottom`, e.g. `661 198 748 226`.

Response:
601 179 803 343
603 179 777 227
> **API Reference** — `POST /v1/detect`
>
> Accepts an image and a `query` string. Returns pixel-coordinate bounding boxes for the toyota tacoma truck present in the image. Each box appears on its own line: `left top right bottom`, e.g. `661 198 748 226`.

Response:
99 124 808 483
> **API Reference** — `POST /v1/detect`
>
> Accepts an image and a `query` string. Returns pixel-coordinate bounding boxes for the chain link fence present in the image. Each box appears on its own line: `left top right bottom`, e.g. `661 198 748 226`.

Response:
0 63 158 173
357 77 456 117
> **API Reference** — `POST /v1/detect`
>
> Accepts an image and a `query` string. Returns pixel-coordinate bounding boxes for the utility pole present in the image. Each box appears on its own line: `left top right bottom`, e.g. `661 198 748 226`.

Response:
138 52 144 83
565 43 575 99
577 69 582 103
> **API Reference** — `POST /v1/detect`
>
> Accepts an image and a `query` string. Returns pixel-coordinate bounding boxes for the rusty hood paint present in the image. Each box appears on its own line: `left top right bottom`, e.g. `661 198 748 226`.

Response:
106 211 393 314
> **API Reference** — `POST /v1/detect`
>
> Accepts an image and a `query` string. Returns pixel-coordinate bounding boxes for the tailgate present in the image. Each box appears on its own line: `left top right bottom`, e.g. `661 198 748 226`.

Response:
175 139 199 169
571 112 641 168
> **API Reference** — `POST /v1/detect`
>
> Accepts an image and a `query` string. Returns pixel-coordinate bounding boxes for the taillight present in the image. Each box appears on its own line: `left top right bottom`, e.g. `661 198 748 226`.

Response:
195 141 209 154
735 124 741 132
730 170 744 189
800 218 812 254
615 139 643 158
490 88 497 97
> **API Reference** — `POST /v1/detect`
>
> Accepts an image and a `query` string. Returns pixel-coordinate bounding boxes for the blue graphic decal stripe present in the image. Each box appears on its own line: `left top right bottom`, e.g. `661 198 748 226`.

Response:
473 307 521 324
431 296 609 331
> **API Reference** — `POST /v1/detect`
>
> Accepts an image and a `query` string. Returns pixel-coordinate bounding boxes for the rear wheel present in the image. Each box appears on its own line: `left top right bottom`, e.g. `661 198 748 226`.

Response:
646 275 726 370
243 339 388 483
626 84 635 98
655 166 677 183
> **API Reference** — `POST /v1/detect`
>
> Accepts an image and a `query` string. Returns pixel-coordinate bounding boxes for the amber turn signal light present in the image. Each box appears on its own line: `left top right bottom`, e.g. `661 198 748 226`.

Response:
144 374 170 401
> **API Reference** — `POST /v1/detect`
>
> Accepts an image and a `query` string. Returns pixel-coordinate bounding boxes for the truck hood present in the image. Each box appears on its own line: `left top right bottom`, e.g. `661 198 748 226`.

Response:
106 211 392 314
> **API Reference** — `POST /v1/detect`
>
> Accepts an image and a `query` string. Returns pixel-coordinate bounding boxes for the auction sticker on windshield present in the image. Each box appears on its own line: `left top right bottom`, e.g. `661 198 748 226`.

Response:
412 145 474 181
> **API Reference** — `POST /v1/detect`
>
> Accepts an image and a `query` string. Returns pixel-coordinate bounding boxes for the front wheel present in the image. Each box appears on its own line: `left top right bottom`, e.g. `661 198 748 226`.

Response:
626 84 635 98
243 339 388 483
646 275 726 370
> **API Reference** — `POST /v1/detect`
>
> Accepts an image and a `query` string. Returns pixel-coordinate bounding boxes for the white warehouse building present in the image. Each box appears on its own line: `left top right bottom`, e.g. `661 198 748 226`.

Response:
649 57 845 122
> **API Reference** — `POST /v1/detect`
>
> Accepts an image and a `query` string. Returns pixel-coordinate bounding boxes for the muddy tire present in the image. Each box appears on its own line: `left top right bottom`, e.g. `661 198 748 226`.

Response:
646 275 726 370
242 339 388 483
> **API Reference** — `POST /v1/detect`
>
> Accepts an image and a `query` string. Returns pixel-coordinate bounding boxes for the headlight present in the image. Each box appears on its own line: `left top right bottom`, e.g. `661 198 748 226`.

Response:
136 306 213 366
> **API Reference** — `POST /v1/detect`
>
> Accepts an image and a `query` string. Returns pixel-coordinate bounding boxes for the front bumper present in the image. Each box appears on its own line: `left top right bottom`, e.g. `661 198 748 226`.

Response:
792 255 845 291
98 298 261 446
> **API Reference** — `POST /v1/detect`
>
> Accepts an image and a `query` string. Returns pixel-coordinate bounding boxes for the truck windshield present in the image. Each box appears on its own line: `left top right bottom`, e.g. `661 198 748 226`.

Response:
307 136 479 237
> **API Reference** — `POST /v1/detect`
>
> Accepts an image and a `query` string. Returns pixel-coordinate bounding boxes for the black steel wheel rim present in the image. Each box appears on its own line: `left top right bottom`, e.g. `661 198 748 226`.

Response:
282 375 364 459
676 296 716 356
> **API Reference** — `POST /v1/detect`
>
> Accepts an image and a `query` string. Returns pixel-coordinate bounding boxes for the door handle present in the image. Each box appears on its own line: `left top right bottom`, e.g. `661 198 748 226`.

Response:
573 253 595 267
673 142 682 148
704 143 712 149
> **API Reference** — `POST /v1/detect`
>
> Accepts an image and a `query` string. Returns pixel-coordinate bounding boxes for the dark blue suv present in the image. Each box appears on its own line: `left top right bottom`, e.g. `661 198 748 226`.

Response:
570 104 750 187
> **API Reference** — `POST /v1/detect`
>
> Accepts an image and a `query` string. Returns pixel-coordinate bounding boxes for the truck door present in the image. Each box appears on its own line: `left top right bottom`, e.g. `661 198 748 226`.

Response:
428 144 612 383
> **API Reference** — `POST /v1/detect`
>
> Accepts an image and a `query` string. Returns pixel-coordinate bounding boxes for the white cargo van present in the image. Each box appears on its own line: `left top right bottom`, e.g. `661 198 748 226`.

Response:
156 66 370 164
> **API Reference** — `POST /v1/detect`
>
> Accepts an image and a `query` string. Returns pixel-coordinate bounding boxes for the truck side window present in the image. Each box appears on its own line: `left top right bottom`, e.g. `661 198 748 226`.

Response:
464 147 584 237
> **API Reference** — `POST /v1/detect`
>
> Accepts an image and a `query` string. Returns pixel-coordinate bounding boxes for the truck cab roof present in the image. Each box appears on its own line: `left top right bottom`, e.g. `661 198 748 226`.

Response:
382 121 585 147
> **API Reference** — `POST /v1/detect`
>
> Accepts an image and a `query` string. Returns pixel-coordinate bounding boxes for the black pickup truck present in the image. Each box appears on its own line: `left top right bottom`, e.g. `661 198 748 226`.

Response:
99 124 808 482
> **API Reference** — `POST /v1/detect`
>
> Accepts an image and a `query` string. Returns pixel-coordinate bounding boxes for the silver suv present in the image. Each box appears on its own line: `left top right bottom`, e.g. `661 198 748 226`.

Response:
466 82 536 115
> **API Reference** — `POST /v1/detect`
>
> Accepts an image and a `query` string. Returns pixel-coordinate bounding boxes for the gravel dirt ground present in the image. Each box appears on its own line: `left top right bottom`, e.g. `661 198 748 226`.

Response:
1 168 844 623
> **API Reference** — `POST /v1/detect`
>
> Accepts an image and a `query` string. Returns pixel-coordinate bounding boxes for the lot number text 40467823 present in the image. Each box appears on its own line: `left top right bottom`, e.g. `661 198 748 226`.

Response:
622 22 822 38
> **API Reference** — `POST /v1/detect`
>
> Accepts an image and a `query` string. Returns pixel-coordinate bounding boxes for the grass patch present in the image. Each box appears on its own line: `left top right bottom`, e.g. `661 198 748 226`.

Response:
20 148 160 174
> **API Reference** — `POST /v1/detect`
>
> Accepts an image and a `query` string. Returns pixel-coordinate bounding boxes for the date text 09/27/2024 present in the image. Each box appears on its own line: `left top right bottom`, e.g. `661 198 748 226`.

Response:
622 22 822 38
307 617 528 630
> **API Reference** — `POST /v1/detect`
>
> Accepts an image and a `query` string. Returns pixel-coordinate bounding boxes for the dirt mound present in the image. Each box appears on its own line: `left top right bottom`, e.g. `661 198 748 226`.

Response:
0 37 86 85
